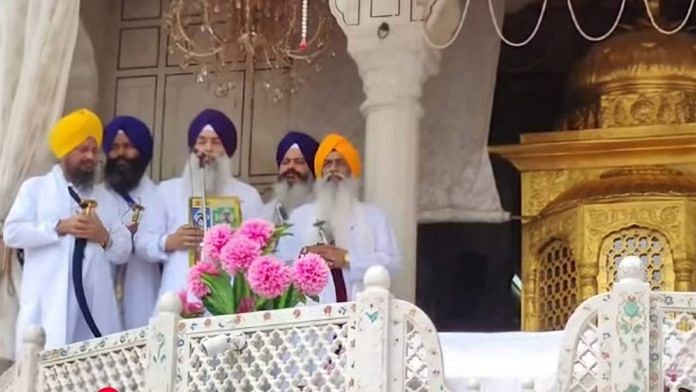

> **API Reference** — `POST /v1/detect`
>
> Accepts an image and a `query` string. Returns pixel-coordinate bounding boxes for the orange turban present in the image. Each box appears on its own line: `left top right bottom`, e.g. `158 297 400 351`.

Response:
314 133 362 178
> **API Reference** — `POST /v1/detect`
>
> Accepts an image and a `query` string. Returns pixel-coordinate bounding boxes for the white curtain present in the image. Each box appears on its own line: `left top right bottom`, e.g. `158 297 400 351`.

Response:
0 0 80 361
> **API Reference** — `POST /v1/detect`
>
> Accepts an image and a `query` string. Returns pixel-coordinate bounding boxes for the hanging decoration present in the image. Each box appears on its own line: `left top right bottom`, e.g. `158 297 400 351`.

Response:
166 0 335 101
423 0 696 49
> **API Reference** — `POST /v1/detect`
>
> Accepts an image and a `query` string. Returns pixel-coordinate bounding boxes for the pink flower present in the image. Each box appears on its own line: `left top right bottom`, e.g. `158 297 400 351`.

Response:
177 290 204 318
247 255 292 299
292 253 330 296
219 234 262 275
238 219 275 247
203 224 234 262
187 262 219 298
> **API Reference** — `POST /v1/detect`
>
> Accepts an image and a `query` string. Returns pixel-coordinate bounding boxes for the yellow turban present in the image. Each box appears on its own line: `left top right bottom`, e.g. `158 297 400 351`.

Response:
314 133 362 178
49 109 103 159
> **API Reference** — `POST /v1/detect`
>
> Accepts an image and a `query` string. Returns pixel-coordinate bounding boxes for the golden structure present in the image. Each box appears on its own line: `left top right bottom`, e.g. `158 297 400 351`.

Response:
490 11 696 331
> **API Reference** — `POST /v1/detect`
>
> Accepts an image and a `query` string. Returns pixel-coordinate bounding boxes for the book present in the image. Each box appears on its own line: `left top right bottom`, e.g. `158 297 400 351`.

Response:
188 196 242 266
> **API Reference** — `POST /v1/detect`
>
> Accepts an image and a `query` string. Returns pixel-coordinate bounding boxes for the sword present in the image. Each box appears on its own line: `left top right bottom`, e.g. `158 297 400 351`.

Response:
312 220 347 302
73 197 102 337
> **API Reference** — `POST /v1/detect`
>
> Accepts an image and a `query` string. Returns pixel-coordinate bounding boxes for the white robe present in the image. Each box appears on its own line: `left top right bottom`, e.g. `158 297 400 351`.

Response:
2 165 130 354
142 176 264 298
100 176 162 330
276 201 402 303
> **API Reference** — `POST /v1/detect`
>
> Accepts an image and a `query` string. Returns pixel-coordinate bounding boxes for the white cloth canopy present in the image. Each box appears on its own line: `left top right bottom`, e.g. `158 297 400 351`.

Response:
0 0 80 360
440 331 563 391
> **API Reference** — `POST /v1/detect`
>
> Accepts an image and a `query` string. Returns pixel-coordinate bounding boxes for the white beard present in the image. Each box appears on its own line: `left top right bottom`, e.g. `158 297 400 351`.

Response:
314 177 360 248
272 179 313 213
181 153 234 197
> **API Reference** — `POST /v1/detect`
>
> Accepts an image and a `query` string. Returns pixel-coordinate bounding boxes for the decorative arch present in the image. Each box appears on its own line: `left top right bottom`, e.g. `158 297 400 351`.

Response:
598 225 675 291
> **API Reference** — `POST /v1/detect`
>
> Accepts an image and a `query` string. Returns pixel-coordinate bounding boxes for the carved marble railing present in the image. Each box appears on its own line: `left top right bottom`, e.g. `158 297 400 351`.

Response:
552 256 696 392
0 266 450 392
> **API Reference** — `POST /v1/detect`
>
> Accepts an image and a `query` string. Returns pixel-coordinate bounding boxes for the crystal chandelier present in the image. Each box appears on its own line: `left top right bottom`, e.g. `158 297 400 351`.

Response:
166 0 335 100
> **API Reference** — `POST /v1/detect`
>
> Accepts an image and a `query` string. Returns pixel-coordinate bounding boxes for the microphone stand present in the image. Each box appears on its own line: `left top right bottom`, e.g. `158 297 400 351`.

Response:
199 155 209 263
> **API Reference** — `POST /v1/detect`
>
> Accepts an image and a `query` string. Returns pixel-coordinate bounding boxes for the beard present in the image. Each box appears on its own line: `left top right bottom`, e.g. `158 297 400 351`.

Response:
70 167 95 187
314 175 359 248
104 156 148 194
181 153 233 196
272 172 313 213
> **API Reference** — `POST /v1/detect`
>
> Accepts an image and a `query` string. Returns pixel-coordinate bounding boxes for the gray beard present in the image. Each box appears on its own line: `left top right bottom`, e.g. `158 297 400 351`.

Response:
272 180 313 213
314 177 359 247
181 153 234 197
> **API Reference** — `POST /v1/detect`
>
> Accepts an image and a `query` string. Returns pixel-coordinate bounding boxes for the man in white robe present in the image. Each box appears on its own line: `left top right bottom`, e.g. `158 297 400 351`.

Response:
261 131 319 224
3 109 130 354
277 133 402 303
100 116 163 329
138 109 263 298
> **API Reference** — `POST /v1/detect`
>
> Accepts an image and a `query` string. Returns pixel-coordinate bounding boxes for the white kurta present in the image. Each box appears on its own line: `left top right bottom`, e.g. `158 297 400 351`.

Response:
276 201 402 303
101 176 163 329
142 176 264 298
2 165 130 354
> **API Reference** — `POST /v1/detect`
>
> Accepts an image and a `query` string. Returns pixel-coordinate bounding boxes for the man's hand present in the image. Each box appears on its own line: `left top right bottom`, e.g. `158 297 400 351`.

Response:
74 214 110 246
304 244 348 269
57 214 110 247
56 215 84 237
165 224 204 252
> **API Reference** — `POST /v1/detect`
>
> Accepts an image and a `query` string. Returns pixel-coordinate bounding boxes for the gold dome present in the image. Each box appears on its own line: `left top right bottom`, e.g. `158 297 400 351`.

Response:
560 27 696 130
541 166 696 215
568 29 696 95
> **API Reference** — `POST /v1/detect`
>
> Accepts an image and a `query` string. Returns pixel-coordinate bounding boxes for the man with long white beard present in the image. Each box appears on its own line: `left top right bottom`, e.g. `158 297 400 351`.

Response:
100 116 162 329
3 109 130 354
262 131 319 224
143 109 263 297
277 133 401 303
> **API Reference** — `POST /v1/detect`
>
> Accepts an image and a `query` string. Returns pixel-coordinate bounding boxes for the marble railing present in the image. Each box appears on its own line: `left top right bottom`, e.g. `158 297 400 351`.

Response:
549 256 696 392
2 257 695 391
0 266 449 392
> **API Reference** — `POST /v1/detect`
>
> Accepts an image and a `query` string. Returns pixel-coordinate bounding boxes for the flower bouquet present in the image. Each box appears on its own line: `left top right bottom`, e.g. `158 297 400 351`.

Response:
179 219 330 317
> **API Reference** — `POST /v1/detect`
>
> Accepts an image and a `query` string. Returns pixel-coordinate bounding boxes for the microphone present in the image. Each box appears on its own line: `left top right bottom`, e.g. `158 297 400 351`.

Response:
196 151 206 169
275 203 288 225
314 220 335 245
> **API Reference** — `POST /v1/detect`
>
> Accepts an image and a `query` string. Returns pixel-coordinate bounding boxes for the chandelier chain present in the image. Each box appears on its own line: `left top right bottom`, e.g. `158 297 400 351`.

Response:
422 0 471 49
567 0 627 42
424 0 695 50
487 0 548 48
642 0 696 35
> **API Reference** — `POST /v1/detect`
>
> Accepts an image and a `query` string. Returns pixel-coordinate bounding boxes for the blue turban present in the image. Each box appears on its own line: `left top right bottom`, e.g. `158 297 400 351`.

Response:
103 116 153 164
188 109 237 157
276 131 320 176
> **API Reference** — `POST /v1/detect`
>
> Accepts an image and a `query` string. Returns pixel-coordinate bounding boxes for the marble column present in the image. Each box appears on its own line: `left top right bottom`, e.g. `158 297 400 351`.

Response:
330 1 444 301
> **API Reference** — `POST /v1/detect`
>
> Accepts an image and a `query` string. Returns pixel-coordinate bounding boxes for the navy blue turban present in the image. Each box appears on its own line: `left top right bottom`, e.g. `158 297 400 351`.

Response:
188 109 237 157
103 116 154 164
276 131 320 176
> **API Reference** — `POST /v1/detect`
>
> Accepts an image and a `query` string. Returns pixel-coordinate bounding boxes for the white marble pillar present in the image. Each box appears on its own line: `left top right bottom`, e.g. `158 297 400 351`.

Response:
330 1 443 301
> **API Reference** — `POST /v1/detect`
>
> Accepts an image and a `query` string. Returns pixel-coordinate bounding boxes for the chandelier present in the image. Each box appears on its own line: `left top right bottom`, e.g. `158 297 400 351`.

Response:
166 0 335 100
